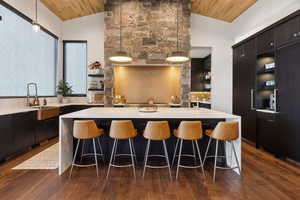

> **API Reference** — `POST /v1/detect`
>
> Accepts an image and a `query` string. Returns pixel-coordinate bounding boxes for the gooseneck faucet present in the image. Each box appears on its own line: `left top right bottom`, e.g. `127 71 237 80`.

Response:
26 83 39 107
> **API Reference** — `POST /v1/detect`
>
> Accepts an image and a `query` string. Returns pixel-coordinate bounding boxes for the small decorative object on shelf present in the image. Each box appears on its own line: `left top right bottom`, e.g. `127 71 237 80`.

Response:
57 80 72 103
170 96 181 104
88 61 103 74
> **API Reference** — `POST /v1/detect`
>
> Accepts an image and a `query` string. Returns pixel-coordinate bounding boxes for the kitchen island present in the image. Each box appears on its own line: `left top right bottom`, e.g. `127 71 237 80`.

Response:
59 107 241 175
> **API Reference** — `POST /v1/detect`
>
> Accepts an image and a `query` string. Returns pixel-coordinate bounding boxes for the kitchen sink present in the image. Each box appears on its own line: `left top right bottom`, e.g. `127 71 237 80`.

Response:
36 106 60 120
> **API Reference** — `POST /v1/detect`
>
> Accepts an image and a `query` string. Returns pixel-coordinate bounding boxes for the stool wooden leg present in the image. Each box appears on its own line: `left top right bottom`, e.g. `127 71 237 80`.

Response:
69 139 81 178
213 140 219 182
97 137 105 163
176 139 183 180
142 139 151 179
129 138 136 179
92 138 99 178
80 140 85 163
106 139 117 179
194 140 206 178
231 141 241 175
163 140 172 181
172 138 179 167
203 137 212 166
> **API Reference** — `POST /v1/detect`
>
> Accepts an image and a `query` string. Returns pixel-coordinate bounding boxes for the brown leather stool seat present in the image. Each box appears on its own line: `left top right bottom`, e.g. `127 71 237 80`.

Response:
203 121 241 182
172 121 205 180
69 120 105 178
142 121 172 180
106 120 137 179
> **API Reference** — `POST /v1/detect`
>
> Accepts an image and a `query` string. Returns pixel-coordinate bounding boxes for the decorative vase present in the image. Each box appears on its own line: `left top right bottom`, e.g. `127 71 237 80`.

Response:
57 95 63 103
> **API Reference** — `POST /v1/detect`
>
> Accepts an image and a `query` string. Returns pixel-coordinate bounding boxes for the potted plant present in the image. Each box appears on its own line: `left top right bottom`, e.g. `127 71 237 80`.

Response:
57 80 73 103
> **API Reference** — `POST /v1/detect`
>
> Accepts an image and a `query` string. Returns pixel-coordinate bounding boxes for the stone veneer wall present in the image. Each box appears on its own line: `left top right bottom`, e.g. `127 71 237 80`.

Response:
104 0 191 106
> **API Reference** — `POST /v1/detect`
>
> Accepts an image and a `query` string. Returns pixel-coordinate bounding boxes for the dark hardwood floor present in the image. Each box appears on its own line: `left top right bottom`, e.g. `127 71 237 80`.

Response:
0 139 300 200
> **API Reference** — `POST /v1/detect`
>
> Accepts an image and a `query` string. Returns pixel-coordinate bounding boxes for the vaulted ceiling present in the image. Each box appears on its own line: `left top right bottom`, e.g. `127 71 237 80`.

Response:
41 0 257 22
40 0 105 21
191 0 257 22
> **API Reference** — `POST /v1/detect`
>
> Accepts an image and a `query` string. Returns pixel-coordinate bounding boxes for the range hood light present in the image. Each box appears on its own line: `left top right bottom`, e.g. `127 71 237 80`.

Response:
166 51 189 63
109 51 133 63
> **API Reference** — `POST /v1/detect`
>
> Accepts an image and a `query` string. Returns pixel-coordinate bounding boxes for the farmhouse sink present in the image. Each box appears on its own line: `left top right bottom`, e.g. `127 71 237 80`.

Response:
36 106 60 120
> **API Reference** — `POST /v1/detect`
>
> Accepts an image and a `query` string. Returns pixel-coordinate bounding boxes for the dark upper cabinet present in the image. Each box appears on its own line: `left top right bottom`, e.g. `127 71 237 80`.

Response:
257 28 274 54
275 16 300 47
233 39 257 145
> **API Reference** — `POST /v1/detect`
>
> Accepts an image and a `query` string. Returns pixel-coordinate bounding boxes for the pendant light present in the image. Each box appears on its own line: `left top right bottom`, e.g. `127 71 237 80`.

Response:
166 0 189 63
32 0 40 32
109 0 132 63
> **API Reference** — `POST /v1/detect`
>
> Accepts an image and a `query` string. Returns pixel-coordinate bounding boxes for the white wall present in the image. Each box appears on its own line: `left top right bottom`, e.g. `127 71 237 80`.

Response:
191 14 234 113
232 0 300 43
62 13 105 66
3 0 62 36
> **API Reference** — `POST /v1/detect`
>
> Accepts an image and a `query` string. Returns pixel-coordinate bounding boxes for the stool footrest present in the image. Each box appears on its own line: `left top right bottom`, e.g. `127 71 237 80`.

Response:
205 155 226 159
73 163 96 168
147 154 167 158
110 164 134 168
114 154 136 157
145 165 169 169
82 153 104 157
178 164 202 169
175 154 196 158
216 166 239 170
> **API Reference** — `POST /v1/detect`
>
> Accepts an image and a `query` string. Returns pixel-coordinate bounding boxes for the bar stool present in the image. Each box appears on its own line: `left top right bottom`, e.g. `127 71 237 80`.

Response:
69 120 104 178
173 121 205 180
142 121 172 180
106 120 137 179
203 121 241 182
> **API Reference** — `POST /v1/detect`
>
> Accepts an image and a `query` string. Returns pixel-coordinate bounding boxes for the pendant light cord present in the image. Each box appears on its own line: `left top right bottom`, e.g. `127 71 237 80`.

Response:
119 0 122 51
176 0 179 52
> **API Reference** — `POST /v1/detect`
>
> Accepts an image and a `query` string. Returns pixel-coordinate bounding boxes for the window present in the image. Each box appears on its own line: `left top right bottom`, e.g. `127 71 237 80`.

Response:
0 2 58 97
63 41 87 96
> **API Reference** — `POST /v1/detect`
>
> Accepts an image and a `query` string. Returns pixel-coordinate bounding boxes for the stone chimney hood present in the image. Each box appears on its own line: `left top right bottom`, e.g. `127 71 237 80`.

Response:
104 0 191 107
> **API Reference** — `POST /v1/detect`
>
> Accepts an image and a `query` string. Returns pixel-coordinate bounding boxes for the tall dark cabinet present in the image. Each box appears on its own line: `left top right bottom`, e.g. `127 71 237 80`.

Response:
276 42 300 160
233 10 300 162
233 39 257 145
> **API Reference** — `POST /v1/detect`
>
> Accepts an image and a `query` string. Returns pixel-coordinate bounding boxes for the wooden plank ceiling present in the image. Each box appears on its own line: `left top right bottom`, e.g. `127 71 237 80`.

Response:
192 0 257 22
40 0 105 21
41 0 256 22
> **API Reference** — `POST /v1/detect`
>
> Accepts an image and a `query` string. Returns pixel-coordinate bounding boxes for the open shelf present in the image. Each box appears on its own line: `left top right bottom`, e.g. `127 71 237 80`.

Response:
88 74 104 78
88 88 104 92
256 68 275 75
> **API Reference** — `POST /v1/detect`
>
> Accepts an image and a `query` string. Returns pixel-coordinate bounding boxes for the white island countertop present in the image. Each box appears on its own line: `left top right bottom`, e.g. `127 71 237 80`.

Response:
59 107 241 175
60 107 239 120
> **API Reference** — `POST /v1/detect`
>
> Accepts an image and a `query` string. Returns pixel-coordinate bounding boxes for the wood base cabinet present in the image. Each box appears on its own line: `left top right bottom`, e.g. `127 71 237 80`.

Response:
256 112 281 156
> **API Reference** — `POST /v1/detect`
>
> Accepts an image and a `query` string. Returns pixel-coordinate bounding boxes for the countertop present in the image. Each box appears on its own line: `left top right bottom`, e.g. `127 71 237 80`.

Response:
0 103 104 116
60 107 240 120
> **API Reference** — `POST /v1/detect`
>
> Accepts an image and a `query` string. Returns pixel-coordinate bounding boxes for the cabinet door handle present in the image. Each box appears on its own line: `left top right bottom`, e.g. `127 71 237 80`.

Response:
294 33 298 37
270 42 274 46
274 89 278 112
